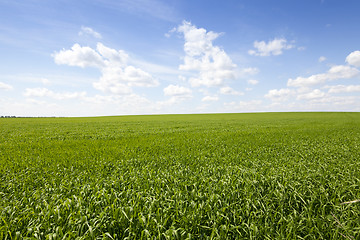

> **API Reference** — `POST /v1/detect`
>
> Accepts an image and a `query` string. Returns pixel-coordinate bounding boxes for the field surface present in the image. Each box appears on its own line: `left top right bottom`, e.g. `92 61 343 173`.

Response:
1 112 360 239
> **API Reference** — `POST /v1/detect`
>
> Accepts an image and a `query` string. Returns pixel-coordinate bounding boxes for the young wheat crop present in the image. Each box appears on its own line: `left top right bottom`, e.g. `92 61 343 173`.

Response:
1 112 359 239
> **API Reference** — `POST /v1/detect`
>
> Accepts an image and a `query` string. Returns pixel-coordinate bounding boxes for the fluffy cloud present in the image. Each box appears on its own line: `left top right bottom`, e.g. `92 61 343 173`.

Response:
177 21 236 87
297 89 326 100
248 38 293 56
26 98 50 105
324 85 360 93
328 65 359 78
247 79 259 85
41 78 50 85
83 93 151 107
306 96 360 107
346 50 360 67
161 84 193 106
202 95 219 102
266 50 360 108
287 65 359 88
239 67 259 77
93 80 132 95
163 84 192 97
224 100 262 111
54 44 105 68
53 43 158 95
96 43 128 64
0 82 13 90
265 88 295 102
79 26 102 39
219 86 243 95
318 56 326 62
24 88 86 100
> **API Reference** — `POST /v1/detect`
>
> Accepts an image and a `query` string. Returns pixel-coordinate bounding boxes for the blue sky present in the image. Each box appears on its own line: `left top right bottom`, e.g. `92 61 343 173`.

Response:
1 0 360 116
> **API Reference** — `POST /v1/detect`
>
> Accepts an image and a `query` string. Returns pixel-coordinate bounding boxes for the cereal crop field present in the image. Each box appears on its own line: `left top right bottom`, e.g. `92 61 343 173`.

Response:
1 112 360 239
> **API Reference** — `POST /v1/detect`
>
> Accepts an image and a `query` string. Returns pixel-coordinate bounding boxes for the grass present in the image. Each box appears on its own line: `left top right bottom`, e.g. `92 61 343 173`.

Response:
1 112 360 239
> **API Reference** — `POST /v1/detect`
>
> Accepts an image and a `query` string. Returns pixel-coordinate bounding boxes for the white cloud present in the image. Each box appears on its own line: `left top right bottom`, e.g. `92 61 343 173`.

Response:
328 65 359 78
239 67 259 77
53 44 105 68
1 95 153 117
297 89 326 100
24 88 86 100
130 57 184 77
287 65 359 88
163 84 192 97
178 75 187 82
41 78 50 85
97 65 157 93
265 88 295 102
81 94 117 104
79 26 102 39
53 43 158 95
324 85 360 93
177 21 236 87
219 86 243 95
26 98 50 105
297 46 306 51
24 88 50 97
93 80 132 95
165 27 176 38
247 79 259 85
83 93 151 107
96 43 128 64
318 56 326 62
306 96 360 107
160 84 193 106
202 95 219 102
238 100 262 107
198 88 210 95
0 82 13 90
346 50 360 67
248 38 293 56
224 100 262 111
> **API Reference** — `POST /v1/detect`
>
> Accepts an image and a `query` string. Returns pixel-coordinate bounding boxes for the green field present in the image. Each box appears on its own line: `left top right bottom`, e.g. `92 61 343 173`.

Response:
1 112 360 239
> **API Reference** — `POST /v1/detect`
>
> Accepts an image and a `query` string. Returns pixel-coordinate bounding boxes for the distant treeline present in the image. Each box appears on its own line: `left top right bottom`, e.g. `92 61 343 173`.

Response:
0 116 57 118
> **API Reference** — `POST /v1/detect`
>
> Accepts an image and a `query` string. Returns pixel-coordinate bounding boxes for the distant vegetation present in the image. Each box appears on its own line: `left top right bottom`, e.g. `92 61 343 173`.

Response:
0 116 57 118
1 113 359 239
